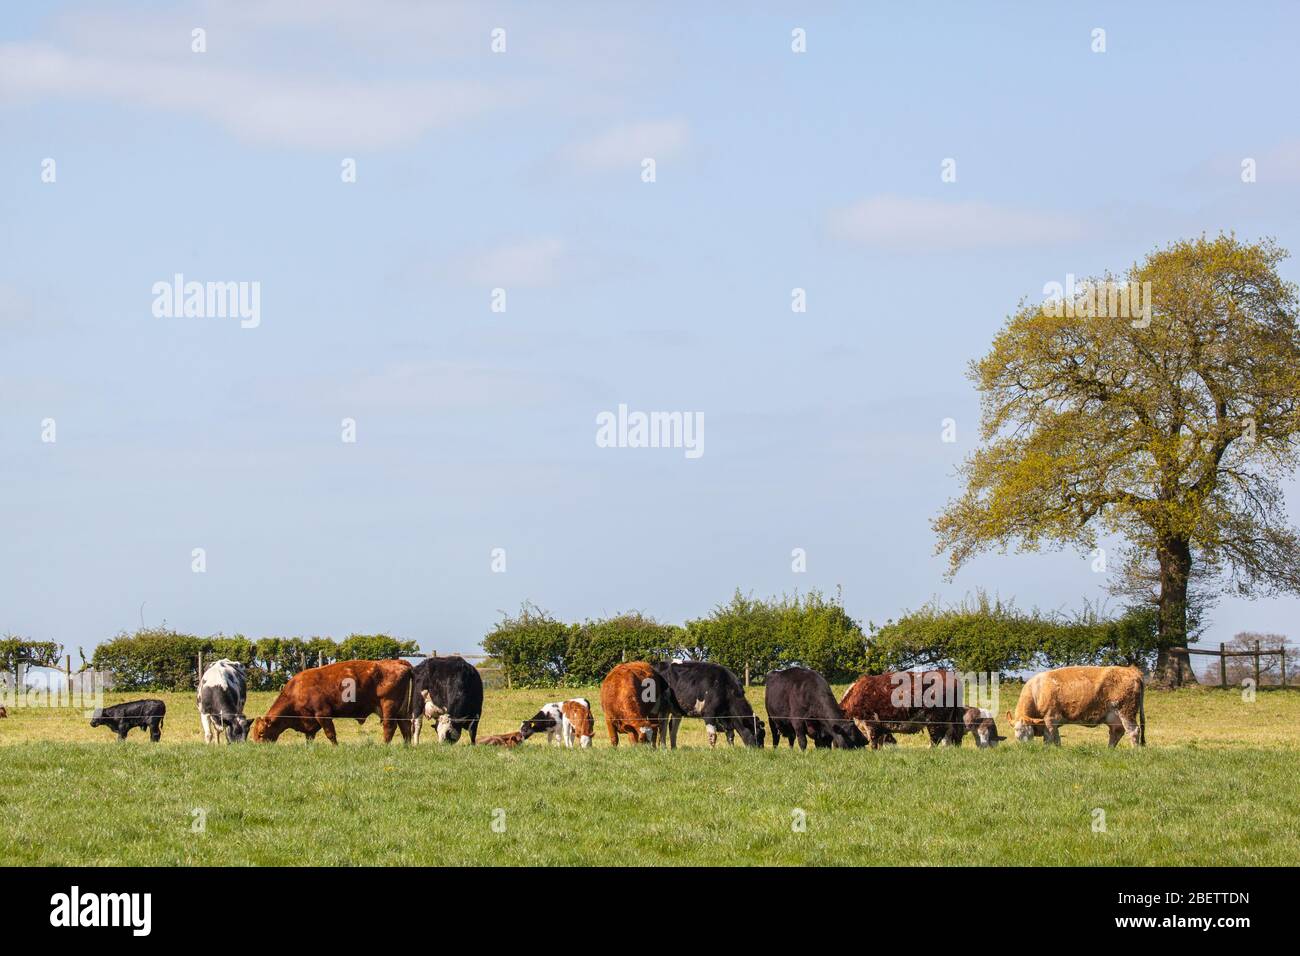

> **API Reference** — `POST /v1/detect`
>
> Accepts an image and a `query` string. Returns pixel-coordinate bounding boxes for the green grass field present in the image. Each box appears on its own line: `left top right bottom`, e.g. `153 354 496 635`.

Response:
2 684 1298 865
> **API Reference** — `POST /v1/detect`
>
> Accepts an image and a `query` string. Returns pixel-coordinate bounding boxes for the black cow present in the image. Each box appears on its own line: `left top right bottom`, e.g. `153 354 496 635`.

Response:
764 667 865 749
653 661 765 748
197 658 251 743
410 656 483 744
90 699 166 742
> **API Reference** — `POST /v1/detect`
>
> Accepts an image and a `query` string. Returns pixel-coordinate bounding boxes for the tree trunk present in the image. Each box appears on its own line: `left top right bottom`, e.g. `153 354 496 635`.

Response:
1153 537 1199 688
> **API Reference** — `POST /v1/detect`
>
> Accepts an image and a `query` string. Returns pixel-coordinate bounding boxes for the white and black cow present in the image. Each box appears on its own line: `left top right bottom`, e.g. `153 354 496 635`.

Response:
519 697 595 748
410 656 483 744
90 699 166 741
197 658 252 743
654 661 765 748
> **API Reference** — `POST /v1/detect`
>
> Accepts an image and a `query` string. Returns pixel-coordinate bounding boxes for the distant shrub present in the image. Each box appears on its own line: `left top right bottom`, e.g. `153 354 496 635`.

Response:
564 613 684 685
481 603 575 687
89 629 420 691
864 592 1160 674
684 590 868 682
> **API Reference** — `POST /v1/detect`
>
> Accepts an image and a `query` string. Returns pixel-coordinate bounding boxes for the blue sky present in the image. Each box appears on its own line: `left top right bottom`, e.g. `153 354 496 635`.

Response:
3 1 1300 658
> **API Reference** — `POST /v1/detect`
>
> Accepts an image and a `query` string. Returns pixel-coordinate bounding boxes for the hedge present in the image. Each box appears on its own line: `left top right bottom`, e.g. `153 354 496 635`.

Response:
863 593 1160 673
90 628 419 691
480 591 1162 688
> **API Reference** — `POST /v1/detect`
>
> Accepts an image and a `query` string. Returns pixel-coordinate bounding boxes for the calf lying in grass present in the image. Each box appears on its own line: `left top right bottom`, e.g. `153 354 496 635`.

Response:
478 731 526 747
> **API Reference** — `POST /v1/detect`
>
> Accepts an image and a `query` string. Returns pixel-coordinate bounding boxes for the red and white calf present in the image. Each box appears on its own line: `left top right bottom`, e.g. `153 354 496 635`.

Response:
519 697 594 748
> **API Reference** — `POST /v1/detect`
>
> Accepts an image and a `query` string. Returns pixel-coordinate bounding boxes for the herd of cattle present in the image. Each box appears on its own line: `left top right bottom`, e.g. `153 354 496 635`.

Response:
76 656 1148 750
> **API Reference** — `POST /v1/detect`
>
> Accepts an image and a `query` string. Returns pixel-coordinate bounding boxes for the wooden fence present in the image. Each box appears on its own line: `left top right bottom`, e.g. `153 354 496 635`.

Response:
1171 642 1296 688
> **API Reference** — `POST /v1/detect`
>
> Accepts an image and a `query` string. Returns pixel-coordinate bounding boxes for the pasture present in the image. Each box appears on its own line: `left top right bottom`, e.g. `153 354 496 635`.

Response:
2 684 1298 866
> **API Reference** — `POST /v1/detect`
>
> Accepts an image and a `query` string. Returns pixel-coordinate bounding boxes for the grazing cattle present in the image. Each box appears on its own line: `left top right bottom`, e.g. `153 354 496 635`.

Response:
520 697 595 748
197 658 251 743
764 667 865 749
89 699 166 742
478 731 526 747
600 662 671 747
839 671 1002 748
1010 665 1145 747
654 661 765 748
410 656 483 745
251 659 413 745
0 705 7 718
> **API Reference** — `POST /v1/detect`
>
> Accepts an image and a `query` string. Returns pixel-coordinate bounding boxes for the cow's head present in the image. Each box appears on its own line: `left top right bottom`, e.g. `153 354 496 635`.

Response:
225 715 252 743
435 714 459 743
737 713 765 748
519 707 558 740
251 716 280 743
88 710 105 728
1008 711 1039 743
830 719 867 749
964 708 1005 748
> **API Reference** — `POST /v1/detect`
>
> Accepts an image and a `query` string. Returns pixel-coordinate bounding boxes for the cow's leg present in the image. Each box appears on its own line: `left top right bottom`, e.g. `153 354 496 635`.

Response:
117 726 129 741
725 726 735 746
795 725 808 750
412 714 422 745
606 718 619 747
1042 719 1060 746
320 718 338 745
668 715 681 749
468 719 479 744
1118 713 1140 747
200 712 213 744
380 713 397 744
625 729 639 746
149 719 162 742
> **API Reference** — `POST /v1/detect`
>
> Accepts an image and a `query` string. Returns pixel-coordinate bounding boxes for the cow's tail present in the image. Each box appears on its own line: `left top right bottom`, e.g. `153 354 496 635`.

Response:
1138 679 1146 747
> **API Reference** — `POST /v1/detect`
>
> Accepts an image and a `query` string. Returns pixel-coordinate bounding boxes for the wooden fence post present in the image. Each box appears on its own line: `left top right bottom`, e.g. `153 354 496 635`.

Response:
744 663 750 687
1281 645 1288 688
1255 640 1262 688
65 654 71 682
197 651 204 685
1220 643 1227 688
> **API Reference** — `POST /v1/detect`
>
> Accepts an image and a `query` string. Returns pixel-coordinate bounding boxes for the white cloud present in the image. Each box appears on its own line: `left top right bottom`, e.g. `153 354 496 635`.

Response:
0 42 520 150
561 119 688 170
829 195 1086 251
462 237 567 287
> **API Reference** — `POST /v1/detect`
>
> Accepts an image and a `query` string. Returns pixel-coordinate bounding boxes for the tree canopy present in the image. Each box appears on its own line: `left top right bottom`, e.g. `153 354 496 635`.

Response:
934 234 1300 685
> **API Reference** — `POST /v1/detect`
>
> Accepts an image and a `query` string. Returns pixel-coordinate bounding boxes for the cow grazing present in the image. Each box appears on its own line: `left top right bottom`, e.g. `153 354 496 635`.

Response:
89 699 166 742
764 667 864 749
600 661 671 747
1010 665 1145 747
478 731 526 747
520 697 595 748
654 660 765 748
197 658 251 743
251 659 413 745
410 655 483 745
0 705 7 718
839 671 1002 748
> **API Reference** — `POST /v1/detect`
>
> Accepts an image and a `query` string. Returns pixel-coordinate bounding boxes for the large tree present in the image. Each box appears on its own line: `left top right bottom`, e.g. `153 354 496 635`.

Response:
934 235 1300 686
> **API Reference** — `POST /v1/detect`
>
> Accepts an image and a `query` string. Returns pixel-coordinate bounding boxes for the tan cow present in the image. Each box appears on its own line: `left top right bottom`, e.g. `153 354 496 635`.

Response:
1009 665 1145 747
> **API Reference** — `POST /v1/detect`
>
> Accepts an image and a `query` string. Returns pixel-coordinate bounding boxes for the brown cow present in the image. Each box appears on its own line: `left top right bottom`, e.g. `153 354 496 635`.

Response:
839 670 1001 748
478 731 526 747
600 662 669 747
251 659 414 745
1010 665 1145 747
0 705 8 718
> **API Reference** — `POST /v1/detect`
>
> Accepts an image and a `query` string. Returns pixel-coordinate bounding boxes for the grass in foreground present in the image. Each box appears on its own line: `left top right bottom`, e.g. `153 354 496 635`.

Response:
1 684 1297 865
